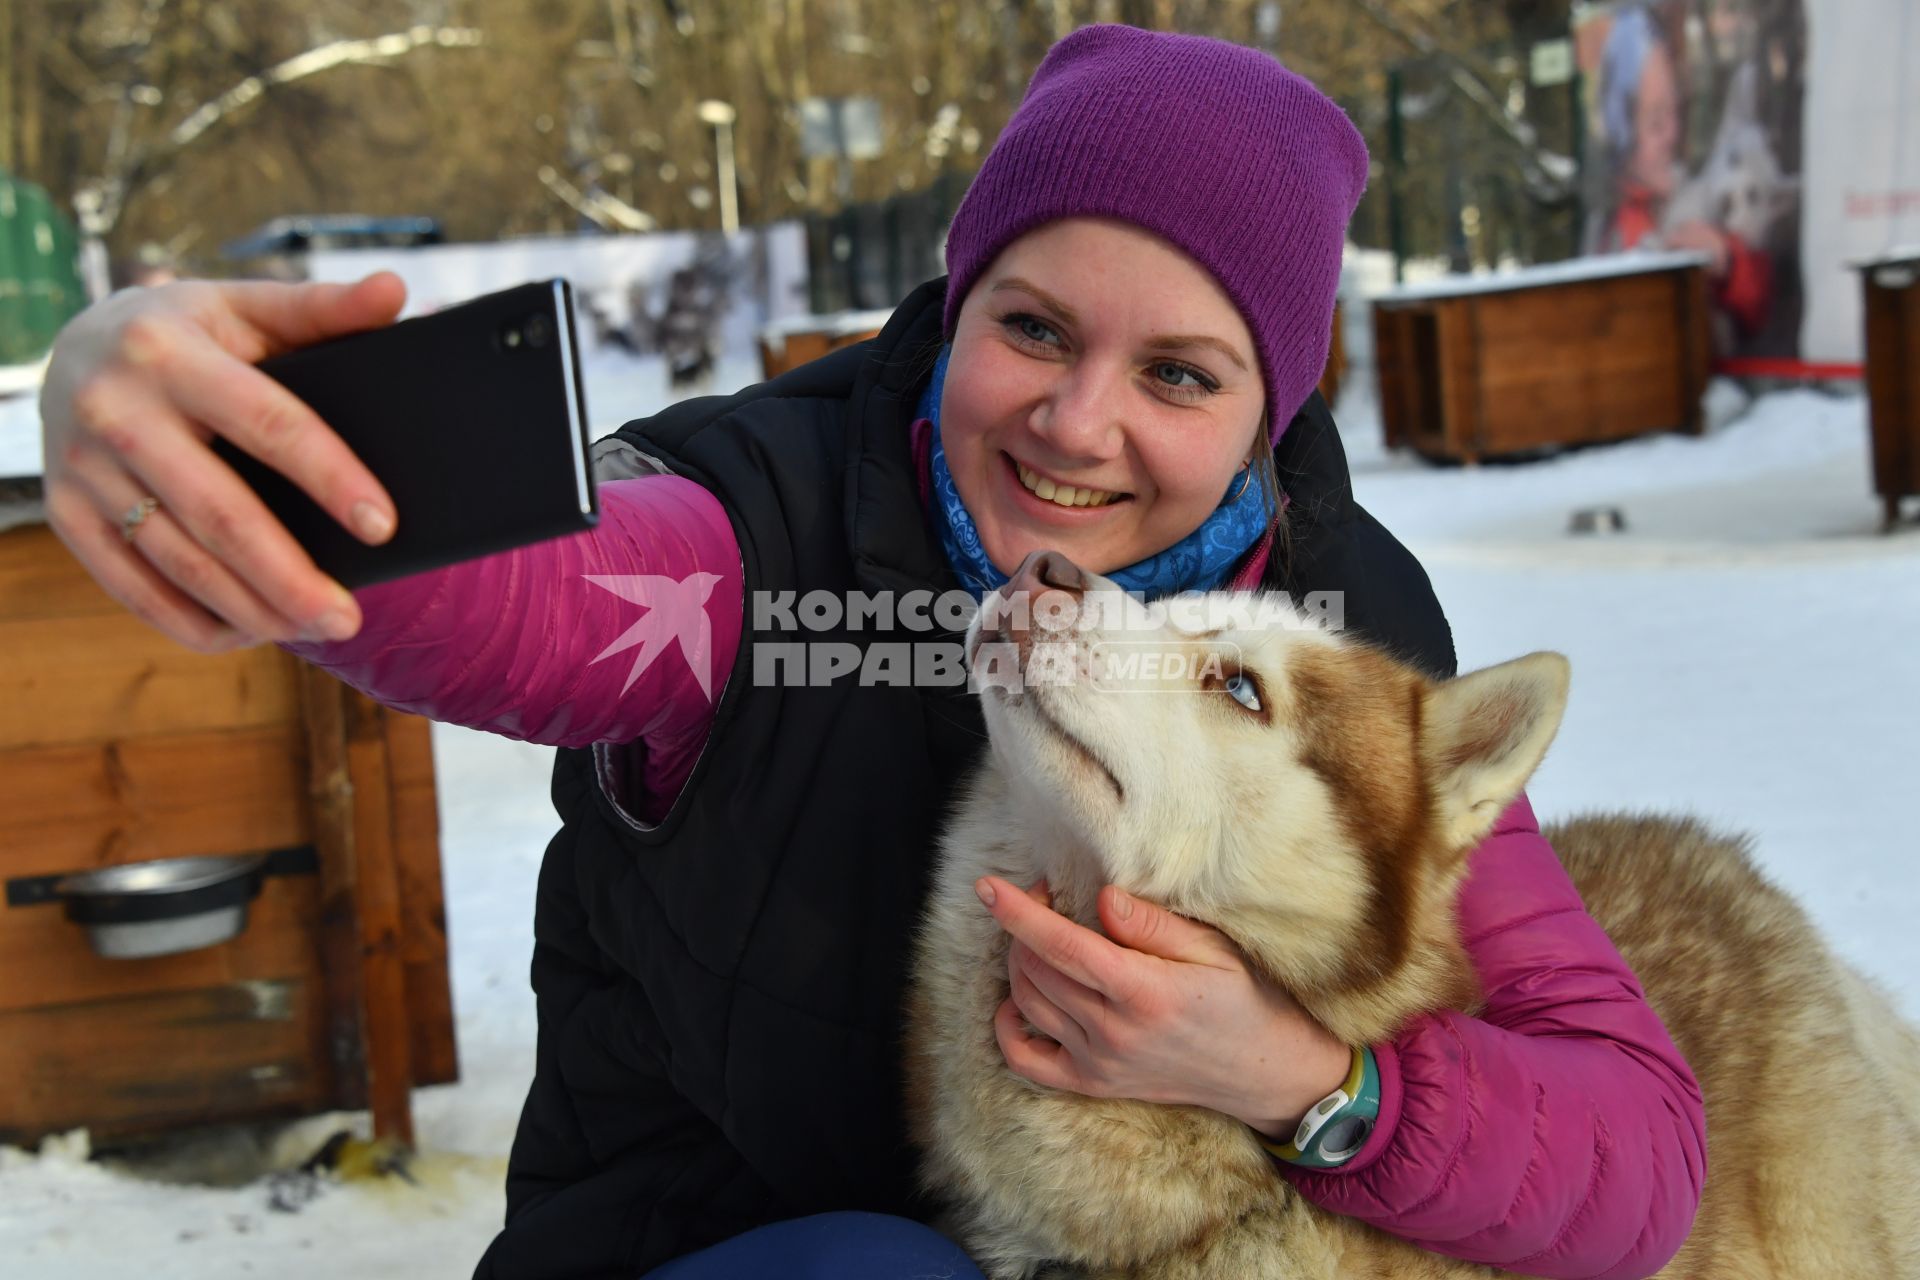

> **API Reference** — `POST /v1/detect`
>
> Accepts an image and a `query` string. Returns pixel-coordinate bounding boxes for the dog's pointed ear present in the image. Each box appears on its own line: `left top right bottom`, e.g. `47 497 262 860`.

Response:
1421 653 1570 853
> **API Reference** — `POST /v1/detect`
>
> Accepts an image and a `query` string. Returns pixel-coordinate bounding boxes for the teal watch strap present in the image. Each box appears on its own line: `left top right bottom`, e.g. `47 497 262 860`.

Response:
1260 1045 1381 1170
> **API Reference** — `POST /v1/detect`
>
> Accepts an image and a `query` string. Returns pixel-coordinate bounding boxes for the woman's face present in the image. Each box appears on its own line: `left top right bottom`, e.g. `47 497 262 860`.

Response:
940 218 1266 578
1629 42 1681 196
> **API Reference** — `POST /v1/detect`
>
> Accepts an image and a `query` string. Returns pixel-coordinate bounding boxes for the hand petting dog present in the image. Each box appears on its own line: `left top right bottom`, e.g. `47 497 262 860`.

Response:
975 875 1354 1142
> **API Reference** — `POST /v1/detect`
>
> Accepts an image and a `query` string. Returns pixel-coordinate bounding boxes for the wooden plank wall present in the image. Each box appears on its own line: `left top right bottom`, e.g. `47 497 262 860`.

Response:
385 707 458 1089
0 522 454 1145
1676 268 1712 435
1436 296 1483 459
1372 307 1414 450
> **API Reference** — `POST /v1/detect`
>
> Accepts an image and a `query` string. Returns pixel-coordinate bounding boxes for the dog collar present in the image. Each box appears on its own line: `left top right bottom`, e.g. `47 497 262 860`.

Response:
1262 1044 1380 1169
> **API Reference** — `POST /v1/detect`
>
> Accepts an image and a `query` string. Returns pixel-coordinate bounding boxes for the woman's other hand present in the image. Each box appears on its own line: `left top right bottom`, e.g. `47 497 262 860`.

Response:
976 875 1353 1141
39 273 407 653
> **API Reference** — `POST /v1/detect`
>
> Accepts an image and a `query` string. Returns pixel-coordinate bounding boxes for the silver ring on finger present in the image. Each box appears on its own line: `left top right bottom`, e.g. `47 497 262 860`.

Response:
120 496 162 543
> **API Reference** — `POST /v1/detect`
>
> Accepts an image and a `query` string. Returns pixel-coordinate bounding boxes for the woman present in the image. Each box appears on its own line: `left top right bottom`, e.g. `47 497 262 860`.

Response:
40 26 1703 1280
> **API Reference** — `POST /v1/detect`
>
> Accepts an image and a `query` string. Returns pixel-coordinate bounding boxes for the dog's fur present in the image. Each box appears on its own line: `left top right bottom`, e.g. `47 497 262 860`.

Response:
903 576 1920 1278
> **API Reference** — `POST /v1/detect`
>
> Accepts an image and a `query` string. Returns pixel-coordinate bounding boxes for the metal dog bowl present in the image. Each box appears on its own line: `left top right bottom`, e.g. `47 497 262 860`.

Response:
1568 505 1628 535
54 853 269 959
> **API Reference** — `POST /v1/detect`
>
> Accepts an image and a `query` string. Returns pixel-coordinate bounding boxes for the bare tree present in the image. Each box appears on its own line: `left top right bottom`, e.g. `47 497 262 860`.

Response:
1350 0 1576 205
9 0 1581 281
76 21 485 238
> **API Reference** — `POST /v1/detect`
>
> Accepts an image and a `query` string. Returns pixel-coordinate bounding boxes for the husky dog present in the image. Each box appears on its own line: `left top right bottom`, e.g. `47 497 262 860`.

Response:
904 552 1920 1279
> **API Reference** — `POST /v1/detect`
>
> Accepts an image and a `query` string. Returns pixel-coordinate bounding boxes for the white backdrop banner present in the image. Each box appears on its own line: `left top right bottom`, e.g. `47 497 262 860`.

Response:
1800 0 1920 362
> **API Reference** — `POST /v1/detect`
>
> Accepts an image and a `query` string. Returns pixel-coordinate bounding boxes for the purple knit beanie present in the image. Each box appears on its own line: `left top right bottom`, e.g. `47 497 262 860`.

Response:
942 24 1369 442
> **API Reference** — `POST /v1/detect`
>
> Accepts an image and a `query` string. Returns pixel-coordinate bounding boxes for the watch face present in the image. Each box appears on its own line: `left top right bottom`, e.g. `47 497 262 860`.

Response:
1317 1115 1372 1163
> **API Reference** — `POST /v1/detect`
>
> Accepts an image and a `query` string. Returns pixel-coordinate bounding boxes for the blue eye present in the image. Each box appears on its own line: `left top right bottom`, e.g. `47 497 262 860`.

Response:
1147 360 1219 404
1224 672 1261 712
1006 314 1062 346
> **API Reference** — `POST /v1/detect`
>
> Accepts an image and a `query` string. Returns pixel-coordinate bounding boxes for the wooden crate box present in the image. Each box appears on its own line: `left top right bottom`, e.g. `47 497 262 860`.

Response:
0 514 456 1147
1857 249 1920 530
1372 252 1711 464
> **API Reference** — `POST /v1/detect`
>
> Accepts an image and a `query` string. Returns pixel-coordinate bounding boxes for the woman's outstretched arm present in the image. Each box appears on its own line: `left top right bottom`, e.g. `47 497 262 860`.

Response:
281 474 743 764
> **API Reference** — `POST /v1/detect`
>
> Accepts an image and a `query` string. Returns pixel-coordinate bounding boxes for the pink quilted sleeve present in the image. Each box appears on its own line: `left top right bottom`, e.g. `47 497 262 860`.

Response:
1279 795 1708 1280
279 474 743 810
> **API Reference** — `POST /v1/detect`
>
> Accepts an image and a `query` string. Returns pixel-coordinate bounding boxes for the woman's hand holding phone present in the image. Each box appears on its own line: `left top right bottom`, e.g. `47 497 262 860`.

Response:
39 273 406 652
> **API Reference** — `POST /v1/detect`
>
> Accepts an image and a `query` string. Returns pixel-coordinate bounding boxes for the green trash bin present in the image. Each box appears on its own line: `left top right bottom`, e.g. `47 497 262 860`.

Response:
0 172 87 366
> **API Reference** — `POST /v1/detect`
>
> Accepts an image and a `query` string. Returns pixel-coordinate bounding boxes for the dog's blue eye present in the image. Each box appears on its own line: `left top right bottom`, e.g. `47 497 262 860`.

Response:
1224 672 1261 712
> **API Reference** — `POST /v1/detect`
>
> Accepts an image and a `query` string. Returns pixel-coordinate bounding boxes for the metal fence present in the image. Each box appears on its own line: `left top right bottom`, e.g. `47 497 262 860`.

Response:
803 172 966 314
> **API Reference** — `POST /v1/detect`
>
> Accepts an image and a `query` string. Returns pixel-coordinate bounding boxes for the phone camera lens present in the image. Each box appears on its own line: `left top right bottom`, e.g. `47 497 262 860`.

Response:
524 313 553 348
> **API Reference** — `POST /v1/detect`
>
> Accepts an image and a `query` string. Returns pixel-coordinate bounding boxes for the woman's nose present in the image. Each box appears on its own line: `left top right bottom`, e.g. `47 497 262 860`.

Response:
1030 365 1124 459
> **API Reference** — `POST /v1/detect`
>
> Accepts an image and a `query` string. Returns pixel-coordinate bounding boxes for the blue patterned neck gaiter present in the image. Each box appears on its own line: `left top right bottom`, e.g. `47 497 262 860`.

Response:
920 344 1269 600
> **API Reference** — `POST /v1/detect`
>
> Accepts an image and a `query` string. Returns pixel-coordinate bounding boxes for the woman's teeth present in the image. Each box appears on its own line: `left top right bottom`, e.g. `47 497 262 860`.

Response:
1016 461 1121 509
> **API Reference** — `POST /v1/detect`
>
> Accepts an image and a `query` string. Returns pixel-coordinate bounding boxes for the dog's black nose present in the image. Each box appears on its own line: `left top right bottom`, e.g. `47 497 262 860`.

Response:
1008 550 1088 599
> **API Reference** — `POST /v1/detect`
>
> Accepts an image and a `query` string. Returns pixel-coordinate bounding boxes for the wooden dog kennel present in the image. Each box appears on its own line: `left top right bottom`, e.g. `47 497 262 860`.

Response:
1372 252 1711 463
0 499 456 1148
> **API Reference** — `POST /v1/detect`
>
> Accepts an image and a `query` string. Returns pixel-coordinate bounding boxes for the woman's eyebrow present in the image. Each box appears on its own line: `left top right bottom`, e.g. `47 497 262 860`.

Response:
989 277 1080 323
1145 334 1249 373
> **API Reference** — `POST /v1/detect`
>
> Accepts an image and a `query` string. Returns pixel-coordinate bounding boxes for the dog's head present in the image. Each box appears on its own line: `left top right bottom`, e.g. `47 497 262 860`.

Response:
966 551 1570 1043
1710 124 1799 245
1697 62 1799 246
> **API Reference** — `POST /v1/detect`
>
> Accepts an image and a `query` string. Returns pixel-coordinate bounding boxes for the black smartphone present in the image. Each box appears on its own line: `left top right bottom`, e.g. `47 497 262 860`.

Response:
212 279 599 589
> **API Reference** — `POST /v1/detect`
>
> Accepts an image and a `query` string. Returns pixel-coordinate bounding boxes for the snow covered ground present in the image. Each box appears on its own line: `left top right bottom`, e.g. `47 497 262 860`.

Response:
3 340 1917 1278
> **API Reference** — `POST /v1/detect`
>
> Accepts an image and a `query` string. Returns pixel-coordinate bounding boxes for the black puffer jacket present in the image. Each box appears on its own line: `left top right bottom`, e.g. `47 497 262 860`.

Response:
474 278 1454 1279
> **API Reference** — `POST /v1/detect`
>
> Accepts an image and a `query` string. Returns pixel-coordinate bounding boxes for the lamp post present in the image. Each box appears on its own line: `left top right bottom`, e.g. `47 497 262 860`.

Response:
696 99 739 235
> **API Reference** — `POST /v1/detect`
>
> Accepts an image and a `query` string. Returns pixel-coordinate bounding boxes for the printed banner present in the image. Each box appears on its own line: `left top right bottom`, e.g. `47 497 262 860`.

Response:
1575 0 1807 360
1574 0 1920 364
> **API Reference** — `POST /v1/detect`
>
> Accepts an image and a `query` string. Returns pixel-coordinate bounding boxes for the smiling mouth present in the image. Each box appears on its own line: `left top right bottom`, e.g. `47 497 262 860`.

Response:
1008 454 1129 510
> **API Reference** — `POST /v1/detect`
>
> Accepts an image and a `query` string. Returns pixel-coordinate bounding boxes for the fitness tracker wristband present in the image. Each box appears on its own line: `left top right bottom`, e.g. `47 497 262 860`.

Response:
1260 1045 1380 1170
